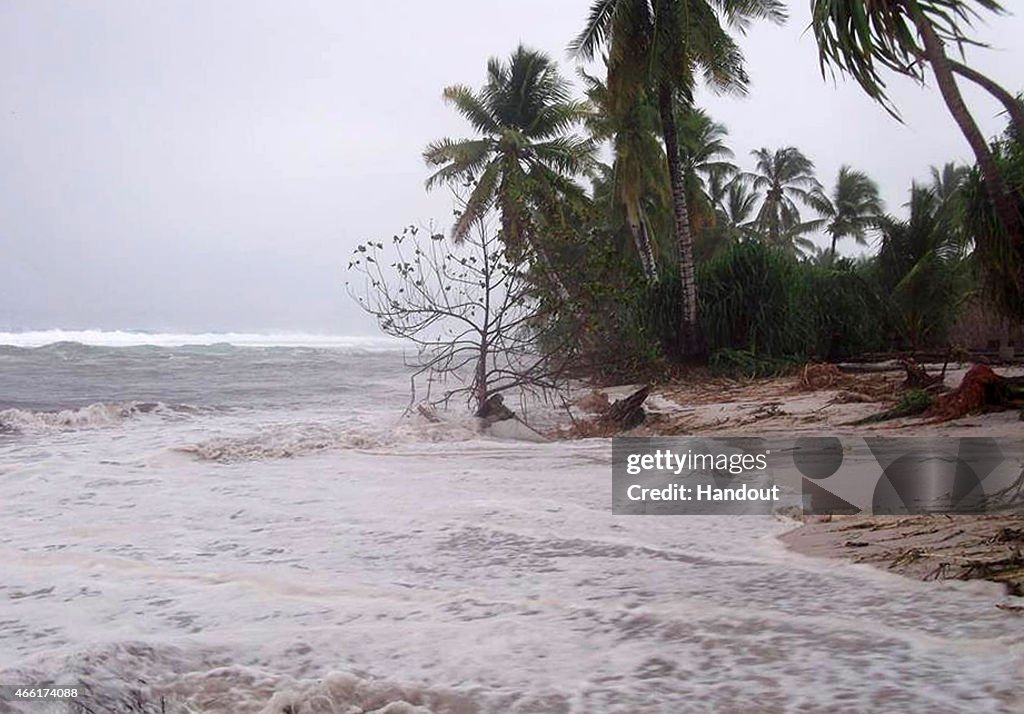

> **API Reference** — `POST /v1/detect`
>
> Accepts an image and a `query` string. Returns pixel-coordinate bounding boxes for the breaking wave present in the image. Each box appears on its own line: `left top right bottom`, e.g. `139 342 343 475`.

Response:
0 329 404 351
0 642 476 714
177 416 482 463
0 401 193 434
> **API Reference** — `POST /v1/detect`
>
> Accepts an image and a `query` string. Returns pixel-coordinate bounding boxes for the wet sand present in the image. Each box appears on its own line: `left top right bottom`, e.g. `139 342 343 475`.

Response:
780 514 1024 600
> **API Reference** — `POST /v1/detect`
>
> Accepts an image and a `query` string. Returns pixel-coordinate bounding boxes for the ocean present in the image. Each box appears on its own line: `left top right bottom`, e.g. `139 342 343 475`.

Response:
0 332 1022 712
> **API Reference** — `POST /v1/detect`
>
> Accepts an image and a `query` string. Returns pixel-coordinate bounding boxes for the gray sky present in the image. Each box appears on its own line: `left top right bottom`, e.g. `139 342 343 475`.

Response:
1 1 1021 334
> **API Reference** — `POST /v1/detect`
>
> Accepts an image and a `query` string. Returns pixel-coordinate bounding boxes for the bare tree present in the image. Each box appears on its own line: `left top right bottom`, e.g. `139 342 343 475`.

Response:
346 216 577 419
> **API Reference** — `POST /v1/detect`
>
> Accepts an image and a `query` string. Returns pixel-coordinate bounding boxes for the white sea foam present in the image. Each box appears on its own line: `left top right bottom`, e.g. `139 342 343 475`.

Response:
0 329 404 350
0 401 175 433
178 414 483 463
2 350 1023 712
3 643 472 714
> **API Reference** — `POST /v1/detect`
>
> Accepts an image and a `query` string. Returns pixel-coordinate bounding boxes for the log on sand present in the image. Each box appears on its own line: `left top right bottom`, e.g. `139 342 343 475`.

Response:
602 386 651 430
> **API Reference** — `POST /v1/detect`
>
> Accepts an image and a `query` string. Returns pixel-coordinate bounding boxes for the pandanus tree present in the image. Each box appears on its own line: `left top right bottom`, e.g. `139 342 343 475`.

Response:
572 0 787 358
424 46 595 289
810 0 1023 249
816 165 885 259
746 146 827 254
877 184 969 347
962 120 1024 320
579 70 667 282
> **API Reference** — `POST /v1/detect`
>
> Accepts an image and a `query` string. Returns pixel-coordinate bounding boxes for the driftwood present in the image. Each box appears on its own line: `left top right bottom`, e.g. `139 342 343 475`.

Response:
601 385 651 430
416 404 443 423
899 358 944 391
476 393 516 425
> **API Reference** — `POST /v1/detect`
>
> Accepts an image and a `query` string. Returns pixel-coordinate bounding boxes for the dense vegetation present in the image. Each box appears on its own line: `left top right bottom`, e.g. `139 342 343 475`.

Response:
410 1 1023 383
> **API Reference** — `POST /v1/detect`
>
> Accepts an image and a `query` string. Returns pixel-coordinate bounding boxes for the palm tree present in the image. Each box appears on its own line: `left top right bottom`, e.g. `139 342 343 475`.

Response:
678 106 739 238
717 180 759 240
580 70 666 282
961 121 1024 320
930 161 969 205
810 0 1023 248
877 184 969 347
572 0 786 358
816 166 884 259
424 45 594 273
746 147 826 254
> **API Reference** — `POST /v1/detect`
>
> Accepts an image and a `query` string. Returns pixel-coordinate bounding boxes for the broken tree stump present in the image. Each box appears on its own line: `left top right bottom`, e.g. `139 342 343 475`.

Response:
476 393 516 425
928 364 1024 422
899 358 944 391
601 385 651 430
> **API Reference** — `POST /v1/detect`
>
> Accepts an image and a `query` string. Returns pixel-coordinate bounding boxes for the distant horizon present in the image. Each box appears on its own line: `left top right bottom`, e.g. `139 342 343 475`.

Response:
0 327 401 349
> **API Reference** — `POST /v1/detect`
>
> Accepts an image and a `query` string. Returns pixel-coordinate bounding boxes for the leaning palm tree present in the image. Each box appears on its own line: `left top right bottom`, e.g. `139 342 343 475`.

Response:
424 45 594 273
746 146 827 254
811 0 1023 247
815 166 884 259
579 69 667 282
571 0 786 358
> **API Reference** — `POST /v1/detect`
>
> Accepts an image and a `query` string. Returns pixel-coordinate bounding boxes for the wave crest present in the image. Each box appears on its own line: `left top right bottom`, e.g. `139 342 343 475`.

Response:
179 417 482 463
0 401 184 434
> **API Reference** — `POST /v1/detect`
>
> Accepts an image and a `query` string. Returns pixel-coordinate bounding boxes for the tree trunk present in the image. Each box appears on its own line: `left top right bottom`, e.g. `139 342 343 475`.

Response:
658 83 701 359
909 3 1024 247
625 202 659 283
830 232 839 261
638 214 660 283
947 59 1024 140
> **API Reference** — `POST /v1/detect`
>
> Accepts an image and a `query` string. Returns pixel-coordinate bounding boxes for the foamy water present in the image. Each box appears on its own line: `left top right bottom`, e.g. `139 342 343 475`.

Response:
1 341 1022 712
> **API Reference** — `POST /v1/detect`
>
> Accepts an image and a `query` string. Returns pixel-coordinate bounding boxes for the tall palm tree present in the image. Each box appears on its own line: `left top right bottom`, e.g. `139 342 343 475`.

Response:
811 0 1023 248
678 106 739 238
572 0 786 358
816 166 884 259
424 46 594 270
746 147 827 254
580 70 666 282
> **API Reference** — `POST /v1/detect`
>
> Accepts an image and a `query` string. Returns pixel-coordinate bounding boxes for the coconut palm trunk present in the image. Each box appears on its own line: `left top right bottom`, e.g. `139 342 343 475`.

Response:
624 203 659 283
946 59 1024 139
905 1 1023 245
658 83 701 358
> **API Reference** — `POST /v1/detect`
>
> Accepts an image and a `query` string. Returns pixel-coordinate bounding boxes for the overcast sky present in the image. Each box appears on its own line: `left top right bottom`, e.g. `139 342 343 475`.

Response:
1 1 1021 334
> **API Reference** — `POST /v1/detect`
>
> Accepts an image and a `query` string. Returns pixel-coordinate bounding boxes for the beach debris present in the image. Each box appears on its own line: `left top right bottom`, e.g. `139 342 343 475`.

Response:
850 389 934 425
797 363 845 390
995 602 1024 613
573 390 611 413
796 362 893 401
416 404 443 423
602 385 651 430
899 358 944 390
926 364 1024 422
476 393 515 424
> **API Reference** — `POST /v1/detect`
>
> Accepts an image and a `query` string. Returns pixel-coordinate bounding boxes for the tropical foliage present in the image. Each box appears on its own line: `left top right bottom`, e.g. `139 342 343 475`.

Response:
369 3 1024 391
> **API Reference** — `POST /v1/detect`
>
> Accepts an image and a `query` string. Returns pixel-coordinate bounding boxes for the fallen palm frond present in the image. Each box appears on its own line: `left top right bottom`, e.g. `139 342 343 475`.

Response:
849 389 934 425
796 362 895 401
